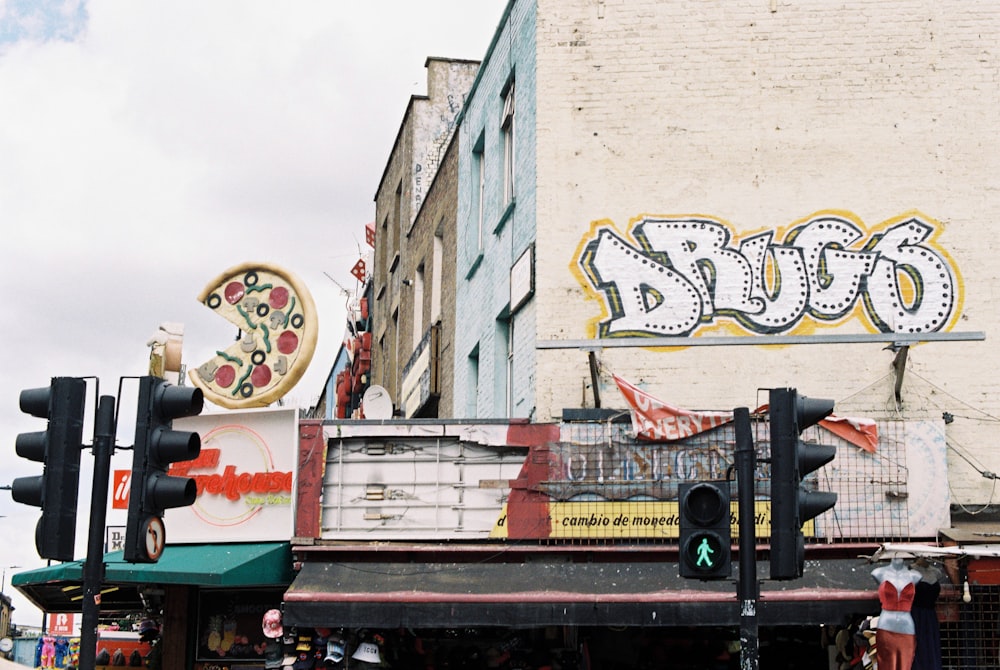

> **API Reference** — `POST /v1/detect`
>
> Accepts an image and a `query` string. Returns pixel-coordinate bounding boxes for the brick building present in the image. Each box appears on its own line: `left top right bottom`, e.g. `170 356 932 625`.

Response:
370 57 479 418
449 0 999 505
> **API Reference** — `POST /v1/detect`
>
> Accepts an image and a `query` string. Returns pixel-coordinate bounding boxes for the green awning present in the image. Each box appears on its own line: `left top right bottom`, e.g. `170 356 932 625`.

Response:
12 542 293 613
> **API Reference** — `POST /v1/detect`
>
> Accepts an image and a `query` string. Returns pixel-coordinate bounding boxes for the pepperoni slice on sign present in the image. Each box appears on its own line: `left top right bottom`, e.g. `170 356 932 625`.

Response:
215 365 236 389
251 364 272 388
277 330 299 354
269 286 289 309
191 262 318 409
225 282 245 305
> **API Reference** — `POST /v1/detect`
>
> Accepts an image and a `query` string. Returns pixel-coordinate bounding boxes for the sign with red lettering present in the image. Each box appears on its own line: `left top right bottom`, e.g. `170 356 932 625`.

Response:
111 470 131 509
613 373 733 441
171 407 298 542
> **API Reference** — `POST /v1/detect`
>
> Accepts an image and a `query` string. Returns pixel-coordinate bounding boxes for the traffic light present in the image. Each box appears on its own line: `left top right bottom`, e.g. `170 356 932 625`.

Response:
124 376 204 563
769 387 837 580
678 480 732 579
11 377 87 562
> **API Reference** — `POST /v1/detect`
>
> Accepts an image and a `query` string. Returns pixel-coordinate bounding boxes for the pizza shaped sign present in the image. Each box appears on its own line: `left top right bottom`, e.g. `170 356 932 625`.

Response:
190 262 318 409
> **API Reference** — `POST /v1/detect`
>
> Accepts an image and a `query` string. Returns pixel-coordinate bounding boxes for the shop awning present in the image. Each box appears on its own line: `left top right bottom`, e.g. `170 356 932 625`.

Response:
283 558 878 629
13 542 293 613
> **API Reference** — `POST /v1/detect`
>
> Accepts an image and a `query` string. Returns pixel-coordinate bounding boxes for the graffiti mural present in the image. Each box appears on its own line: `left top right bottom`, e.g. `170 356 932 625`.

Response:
574 210 962 338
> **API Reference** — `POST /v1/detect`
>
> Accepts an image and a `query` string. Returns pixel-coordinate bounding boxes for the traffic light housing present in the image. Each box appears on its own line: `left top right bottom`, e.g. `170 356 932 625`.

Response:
679 480 732 579
124 376 204 563
11 377 87 562
769 387 837 580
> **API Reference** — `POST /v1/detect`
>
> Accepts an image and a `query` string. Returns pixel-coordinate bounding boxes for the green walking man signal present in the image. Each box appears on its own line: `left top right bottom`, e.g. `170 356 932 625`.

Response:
678 480 732 579
696 536 716 567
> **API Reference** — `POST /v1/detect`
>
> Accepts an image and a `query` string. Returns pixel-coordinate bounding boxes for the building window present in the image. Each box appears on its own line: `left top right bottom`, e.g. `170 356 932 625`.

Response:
499 315 514 417
431 230 443 323
467 345 480 418
492 311 515 418
472 133 485 252
394 180 403 240
412 264 425 349
501 81 515 207
391 307 399 405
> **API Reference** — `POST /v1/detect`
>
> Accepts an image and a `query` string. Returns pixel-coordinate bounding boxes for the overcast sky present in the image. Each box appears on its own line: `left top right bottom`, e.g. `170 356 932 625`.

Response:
0 0 507 629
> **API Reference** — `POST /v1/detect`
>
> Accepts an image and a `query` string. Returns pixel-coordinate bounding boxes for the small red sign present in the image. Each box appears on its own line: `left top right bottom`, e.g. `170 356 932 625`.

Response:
112 470 131 509
351 258 366 282
49 612 74 635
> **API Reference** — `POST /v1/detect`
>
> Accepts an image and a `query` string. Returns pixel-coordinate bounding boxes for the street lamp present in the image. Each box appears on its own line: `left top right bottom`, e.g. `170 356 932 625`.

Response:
1 565 21 595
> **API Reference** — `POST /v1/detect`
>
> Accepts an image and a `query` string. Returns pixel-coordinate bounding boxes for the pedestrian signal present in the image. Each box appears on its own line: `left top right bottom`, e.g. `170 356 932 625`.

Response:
678 480 732 580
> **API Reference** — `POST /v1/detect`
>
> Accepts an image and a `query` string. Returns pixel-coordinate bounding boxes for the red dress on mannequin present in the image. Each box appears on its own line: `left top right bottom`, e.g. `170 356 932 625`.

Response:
873 559 922 670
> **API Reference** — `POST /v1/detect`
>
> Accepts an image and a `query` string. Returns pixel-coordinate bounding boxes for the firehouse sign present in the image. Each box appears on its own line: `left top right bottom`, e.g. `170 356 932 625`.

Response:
169 407 298 542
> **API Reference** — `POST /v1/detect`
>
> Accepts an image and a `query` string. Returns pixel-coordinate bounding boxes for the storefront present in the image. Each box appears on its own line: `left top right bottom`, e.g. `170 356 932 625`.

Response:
13 542 293 670
274 542 879 669
283 550 877 628
10 407 296 670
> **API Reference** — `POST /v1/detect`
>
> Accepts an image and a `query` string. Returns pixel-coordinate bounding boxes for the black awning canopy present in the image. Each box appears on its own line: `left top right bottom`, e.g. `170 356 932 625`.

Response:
283 559 878 629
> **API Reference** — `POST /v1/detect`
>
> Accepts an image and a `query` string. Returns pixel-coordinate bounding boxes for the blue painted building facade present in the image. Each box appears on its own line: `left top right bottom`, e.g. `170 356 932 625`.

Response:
454 1 538 419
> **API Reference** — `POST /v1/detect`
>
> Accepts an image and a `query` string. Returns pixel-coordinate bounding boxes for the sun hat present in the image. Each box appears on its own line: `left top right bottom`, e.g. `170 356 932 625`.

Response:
262 609 283 639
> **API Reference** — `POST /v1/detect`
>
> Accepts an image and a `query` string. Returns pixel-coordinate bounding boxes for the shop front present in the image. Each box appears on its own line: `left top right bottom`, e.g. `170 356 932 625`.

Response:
13 407 305 670
13 542 294 670
277 544 879 669
273 415 944 668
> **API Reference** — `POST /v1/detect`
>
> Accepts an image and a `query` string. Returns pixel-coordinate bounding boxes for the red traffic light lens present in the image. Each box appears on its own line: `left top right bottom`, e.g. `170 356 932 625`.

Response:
683 482 729 526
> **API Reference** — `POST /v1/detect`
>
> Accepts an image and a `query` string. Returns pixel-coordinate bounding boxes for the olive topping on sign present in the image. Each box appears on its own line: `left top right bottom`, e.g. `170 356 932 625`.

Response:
251 350 267 366
207 293 222 309
244 271 259 287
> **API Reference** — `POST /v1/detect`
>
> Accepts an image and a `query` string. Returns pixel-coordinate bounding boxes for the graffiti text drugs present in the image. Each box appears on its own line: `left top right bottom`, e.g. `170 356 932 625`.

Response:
576 211 960 337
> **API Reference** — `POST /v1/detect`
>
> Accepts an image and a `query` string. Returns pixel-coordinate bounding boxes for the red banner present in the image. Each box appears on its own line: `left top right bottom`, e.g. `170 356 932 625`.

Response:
819 416 879 453
612 374 733 441
613 373 878 452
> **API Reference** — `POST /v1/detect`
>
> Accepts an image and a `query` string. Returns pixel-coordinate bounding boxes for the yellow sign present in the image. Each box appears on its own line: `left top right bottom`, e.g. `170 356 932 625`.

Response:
491 501 816 540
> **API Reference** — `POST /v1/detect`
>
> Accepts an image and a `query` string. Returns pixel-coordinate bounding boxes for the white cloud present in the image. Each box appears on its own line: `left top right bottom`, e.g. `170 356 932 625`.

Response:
0 0 506 628
0 0 87 46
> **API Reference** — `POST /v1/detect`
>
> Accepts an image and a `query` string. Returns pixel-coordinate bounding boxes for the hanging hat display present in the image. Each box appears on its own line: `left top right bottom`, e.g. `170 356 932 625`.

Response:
292 650 315 670
264 640 283 670
262 609 284 640
352 642 381 664
324 636 346 664
138 619 160 642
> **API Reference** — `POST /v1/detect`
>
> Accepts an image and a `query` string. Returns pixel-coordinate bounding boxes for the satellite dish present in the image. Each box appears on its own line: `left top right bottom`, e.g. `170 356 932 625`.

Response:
362 385 393 420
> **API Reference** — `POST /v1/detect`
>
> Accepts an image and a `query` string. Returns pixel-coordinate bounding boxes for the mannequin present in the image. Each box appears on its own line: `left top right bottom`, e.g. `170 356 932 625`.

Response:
872 556 922 670
910 558 944 670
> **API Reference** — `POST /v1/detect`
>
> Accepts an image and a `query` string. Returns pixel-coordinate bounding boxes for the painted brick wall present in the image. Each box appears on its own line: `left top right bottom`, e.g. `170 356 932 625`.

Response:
373 58 479 411
410 129 460 417
523 0 1000 503
455 0 538 419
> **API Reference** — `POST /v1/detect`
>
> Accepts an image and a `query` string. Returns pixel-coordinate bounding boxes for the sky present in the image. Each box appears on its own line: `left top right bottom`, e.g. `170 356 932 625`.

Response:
0 0 507 629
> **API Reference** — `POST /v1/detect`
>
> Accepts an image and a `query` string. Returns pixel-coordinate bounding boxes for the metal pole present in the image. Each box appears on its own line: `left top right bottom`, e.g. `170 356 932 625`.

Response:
734 407 759 670
79 395 115 670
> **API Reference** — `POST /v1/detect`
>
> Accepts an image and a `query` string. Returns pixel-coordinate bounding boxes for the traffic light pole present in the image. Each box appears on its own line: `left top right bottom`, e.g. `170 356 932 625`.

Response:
79 395 115 670
734 407 759 670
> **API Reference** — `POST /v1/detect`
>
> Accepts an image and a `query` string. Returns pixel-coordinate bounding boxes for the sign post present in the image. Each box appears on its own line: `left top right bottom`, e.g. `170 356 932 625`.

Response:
734 407 759 670
80 395 115 670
